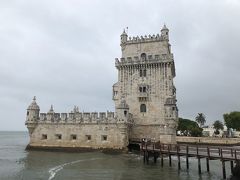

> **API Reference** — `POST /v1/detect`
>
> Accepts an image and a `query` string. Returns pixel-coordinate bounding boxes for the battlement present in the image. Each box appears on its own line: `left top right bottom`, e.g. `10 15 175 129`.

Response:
115 53 174 67
38 111 115 123
125 34 164 44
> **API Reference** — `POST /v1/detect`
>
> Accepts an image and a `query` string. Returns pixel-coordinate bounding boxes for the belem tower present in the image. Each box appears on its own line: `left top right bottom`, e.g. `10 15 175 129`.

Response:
25 25 178 150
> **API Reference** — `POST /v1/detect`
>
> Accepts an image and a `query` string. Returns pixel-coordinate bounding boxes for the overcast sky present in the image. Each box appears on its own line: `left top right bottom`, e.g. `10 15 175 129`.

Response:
0 0 240 131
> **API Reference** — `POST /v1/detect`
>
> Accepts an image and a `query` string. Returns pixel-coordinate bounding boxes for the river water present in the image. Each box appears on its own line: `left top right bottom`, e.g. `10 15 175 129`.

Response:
0 131 233 180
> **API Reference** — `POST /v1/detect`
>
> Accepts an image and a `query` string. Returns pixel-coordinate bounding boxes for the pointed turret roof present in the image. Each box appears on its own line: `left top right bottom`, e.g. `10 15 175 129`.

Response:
27 96 40 110
48 105 54 113
121 28 127 36
161 24 169 31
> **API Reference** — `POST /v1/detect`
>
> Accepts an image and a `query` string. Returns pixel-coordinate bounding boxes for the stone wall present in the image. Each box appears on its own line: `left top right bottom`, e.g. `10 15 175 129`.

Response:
29 123 129 150
176 136 240 145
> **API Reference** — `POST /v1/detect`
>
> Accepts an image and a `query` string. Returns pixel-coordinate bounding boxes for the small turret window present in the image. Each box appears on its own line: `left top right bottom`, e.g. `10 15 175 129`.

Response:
41 134 47 140
27 111 29 116
140 104 146 113
124 110 127 116
102 135 107 141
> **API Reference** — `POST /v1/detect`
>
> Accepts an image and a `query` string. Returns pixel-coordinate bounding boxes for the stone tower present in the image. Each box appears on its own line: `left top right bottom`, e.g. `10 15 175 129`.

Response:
113 25 178 143
25 96 40 134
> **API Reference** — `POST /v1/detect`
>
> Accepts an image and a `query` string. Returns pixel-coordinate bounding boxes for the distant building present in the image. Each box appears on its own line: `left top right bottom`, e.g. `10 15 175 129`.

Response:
25 25 178 150
202 125 228 137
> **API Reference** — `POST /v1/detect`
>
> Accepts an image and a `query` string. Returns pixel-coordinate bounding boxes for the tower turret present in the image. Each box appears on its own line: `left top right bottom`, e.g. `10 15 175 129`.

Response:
116 97 129 121
120 29 128 45
161 24 169 41
26 96 40 122
47 105 55 122
25 96 40 134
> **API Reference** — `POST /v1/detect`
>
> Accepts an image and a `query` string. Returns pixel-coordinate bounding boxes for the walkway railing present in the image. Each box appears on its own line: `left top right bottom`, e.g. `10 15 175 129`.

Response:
138 139 240 179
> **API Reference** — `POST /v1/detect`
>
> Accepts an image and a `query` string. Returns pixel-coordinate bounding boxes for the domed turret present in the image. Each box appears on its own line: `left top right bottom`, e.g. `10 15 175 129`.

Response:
161 24 169 41
26 96 40 122
27 96 40 111
26 96 40 135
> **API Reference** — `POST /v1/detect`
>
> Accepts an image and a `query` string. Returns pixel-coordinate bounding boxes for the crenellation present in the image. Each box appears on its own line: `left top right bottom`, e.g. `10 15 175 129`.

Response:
127 33 163 44
115 53 174 68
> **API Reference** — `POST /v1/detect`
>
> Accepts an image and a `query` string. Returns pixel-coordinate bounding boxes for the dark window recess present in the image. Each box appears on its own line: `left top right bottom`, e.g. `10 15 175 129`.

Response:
56 134 62 140
140 69 147 77
86 135 91 140
140 104 147 113
139 86 147 92
143 87 146 92
27 111 29 116
102 135 107 141
42 134 47 140
124 110 127 116
71 134 77 140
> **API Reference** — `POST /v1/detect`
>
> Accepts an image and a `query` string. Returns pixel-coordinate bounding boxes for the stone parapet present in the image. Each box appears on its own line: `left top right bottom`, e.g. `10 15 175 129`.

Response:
38 111 123 124
115 53 174 67
124 34 163 44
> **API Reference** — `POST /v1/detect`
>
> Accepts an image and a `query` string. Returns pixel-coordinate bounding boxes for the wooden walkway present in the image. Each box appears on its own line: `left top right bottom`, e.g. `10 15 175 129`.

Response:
135 139 240 179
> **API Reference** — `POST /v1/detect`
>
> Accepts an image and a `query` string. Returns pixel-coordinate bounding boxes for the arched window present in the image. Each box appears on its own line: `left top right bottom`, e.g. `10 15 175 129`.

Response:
140 104 146 113
141 53 146 60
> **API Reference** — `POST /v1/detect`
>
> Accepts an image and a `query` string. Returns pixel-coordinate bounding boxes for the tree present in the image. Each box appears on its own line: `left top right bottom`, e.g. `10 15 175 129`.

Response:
224 111 240 131
195 113 206 127
178 118 203 137
213 120 224 135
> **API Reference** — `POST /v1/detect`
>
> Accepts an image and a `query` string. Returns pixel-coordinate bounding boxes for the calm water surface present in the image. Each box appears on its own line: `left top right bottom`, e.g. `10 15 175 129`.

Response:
0 131 232 180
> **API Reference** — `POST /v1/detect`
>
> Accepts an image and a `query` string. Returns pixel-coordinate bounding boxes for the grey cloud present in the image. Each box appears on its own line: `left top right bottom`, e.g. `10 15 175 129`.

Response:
0 0 240 130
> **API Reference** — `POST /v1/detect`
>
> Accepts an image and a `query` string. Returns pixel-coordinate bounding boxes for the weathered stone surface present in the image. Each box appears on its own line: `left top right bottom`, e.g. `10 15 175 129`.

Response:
25 25 178 150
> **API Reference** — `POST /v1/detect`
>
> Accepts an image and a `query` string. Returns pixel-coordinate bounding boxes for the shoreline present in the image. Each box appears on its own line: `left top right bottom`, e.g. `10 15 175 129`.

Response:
25 144 127 154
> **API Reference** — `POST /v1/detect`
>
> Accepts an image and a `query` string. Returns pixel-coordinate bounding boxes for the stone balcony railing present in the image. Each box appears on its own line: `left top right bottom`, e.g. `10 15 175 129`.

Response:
138 92 149 98
115 53 174 67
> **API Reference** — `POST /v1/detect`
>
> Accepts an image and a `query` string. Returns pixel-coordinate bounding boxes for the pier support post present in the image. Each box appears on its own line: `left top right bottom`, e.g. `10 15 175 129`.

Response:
231 161 234 174
198 158 201 174
161 153 164 167
169 154 172 167
146 151 149 164
206 158 209 172
154 153 157 163
207 147 210 172
186 145 189 170
222 160 226 179
168 145 171 167
177 145 181 170
231 149 234 174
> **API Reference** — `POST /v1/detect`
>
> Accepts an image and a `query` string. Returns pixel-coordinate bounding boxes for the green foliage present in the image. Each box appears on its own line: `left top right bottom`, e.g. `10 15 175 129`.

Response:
195 113 206 127
178 118 203 137
213 120 224 132
224 111 240 131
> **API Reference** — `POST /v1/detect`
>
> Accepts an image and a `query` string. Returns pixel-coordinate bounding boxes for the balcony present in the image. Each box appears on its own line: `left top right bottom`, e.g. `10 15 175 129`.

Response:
138 92 149 98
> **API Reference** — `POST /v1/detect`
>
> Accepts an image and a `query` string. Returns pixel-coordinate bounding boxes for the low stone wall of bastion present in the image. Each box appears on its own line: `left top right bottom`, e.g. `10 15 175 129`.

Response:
27 112 130 151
